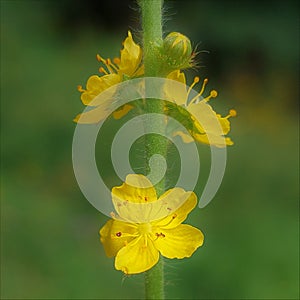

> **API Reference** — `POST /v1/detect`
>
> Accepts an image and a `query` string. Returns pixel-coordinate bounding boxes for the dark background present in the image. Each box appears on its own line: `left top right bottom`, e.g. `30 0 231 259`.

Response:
1 0 299 299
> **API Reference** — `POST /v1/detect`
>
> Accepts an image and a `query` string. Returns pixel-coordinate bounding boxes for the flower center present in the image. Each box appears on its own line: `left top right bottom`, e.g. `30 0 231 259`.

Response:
137 223 152 235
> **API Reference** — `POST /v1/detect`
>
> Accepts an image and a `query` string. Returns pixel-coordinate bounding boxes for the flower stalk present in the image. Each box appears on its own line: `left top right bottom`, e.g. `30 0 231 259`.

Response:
145 258 164 300
140 0 165 299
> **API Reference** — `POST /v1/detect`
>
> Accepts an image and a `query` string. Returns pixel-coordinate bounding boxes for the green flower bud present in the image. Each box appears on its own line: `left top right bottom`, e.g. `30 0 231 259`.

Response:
162 32 193 70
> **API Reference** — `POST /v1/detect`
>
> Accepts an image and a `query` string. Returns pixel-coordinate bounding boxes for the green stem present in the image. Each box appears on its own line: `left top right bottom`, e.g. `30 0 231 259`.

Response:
140 0 163 77
145 258 164 300
140 1 165 299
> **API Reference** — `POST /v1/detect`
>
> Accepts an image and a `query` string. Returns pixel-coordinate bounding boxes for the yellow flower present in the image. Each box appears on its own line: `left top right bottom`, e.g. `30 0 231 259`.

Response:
100 174 204 275
165 70 236 147
74 31 143 123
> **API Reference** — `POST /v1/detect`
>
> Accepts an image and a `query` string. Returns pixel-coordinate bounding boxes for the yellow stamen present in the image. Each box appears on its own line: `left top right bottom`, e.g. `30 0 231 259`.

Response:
203 90 218 102
226 109 237 118
99 67 108 75
77 85 85 92
102 59 114 74
96 54 117 74
189 78 209 105
199 78 208 97
96 54 106 63
113 57 121 65
186 76 200 102
107 58 119 72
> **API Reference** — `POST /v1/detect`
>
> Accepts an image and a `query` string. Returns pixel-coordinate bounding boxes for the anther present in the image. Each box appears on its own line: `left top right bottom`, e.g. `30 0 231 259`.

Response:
229 109 237 117
77 85 85 92
210 90 218 98
96 54 103 62
203 89 218 102
113 57 121 65
99 67 108 75
226 109 237 118
155 232 166 238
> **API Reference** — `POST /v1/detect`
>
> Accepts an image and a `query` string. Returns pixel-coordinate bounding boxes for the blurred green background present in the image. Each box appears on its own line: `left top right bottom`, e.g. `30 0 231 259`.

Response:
1 0 299 299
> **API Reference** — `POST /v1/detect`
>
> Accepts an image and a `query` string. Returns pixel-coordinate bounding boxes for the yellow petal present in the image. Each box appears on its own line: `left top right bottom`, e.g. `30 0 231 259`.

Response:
225 137 234 145
80 91 98 106
99 74 121 90
187 102 230 147
80 74 121 106
115 235 159 274
165 70 188 106
167 70 186 84
86 75 104 91
193 132 233 147
217 115 230 135
144 188 195 223
153 224 204 259
153 191 197 229
73 103 111 124
173 131 194 143
112 104 134 120
112 174 157 204
99 219 138 257
112 174 158 223
118 31 142 77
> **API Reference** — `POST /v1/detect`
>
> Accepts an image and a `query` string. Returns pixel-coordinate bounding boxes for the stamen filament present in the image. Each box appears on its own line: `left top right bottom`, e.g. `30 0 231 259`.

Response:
159 214 177 228
96 54 106 64
199 78 208 96
107 58 119 72
99 67 108 75
104 59 114 74
189 78 209 105
186 76 200 102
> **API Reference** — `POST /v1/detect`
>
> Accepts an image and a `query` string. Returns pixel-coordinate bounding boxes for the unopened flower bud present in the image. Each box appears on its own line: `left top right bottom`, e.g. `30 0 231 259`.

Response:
162 32 193 70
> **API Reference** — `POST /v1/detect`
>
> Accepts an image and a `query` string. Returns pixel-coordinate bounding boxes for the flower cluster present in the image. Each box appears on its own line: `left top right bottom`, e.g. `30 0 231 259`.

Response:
75 31 236 147
76 31 236 274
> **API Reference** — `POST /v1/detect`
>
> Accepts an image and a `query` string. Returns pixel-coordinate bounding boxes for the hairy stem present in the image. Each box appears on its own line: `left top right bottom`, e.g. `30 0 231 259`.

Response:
139 0 165 299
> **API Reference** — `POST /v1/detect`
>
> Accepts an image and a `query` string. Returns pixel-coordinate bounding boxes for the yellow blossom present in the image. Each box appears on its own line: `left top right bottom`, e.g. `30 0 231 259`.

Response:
100 174 204 274
165 70 236 147
74 31 143 123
